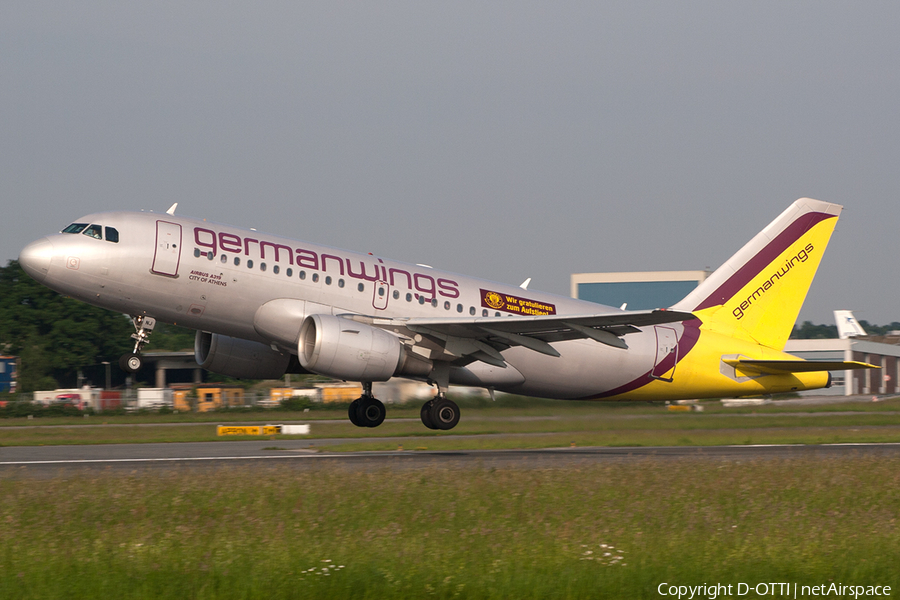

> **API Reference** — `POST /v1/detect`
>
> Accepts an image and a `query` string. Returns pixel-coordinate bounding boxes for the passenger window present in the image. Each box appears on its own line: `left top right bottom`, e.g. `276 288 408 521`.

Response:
392 290 400 300
234 257 241 266
82 224 103 240
482 309 488 317
406 293 412 302
194 248 201 258
325 276 332 285
247 260 254 269
444 301 450 310
469 306 476 315
273 265 280 274
62 223 87 234
358 283 365 292
431 299 438 307
312 273 319 283
207 251 214 260
457 304 463 313
495 312 501 317
338 279 345 288
299 271 306 280
220 254 227 263
418 295 425 305
287 268 293 277
260 263 267 272
105 227 119 243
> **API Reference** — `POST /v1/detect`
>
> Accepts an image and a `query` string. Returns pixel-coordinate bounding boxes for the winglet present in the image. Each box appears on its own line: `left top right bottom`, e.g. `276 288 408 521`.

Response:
166 203 178 216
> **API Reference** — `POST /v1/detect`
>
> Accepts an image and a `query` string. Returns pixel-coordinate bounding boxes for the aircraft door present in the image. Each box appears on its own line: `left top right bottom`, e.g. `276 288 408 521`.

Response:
151 220 182 277
651 326 678 381
373 280 389 310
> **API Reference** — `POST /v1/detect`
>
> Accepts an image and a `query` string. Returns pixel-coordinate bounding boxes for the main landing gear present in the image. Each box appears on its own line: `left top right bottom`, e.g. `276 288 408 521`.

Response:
348 382 386 428
420 365 460 430
118 315 156 374
420 395 460 431
345 383 461 431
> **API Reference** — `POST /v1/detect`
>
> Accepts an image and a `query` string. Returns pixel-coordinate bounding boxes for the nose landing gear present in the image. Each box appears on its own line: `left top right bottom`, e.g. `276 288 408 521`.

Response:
118 315 156 373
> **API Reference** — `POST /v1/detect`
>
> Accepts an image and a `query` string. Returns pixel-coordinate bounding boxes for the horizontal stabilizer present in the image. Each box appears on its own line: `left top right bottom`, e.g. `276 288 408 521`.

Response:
722 358 879 375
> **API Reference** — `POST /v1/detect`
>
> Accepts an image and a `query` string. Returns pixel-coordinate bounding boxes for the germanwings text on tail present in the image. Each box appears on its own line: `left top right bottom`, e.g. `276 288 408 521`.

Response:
19 198 877 429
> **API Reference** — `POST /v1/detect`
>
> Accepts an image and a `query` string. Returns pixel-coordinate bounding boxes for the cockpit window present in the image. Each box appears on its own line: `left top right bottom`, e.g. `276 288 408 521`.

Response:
105 227 119 243
82 224 103 240
62 223 88 234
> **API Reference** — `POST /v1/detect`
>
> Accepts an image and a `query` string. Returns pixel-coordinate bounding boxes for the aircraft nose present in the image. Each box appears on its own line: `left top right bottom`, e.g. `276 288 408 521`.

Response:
19 237 54 283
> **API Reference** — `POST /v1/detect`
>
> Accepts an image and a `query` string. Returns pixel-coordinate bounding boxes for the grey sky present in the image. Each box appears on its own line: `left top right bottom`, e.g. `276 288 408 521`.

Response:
2 2 897 324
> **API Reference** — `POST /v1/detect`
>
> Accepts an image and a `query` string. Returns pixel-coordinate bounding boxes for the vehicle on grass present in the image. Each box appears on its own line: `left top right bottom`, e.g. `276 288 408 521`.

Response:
19 198 877 430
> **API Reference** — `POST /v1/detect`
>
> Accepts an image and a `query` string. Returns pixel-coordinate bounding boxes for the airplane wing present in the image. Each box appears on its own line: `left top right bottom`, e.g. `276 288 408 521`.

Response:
360 309 696 367
722 358 880 375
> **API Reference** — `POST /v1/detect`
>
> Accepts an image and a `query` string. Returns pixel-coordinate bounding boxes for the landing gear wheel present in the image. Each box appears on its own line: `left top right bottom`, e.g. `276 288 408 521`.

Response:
420 400 438 430
356 397 386 428
429 398 460 430
119 352 142 373
348 399 363 427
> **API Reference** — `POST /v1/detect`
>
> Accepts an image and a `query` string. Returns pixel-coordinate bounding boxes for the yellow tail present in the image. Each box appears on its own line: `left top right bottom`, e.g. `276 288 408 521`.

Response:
673 198 841 350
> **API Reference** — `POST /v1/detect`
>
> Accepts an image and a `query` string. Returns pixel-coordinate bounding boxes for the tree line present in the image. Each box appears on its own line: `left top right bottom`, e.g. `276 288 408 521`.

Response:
0 260 196 392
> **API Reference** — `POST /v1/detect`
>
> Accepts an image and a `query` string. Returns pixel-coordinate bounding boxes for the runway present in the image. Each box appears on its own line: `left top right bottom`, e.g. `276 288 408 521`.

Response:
3 440 900 477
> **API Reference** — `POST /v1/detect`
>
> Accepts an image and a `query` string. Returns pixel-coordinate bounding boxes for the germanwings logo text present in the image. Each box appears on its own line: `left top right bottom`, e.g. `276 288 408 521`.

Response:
193 227 460 299
732 243 815 320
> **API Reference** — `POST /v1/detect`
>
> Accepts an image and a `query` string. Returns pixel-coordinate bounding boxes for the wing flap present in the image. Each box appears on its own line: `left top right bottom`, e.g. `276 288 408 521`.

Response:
393 308 695 363
404 308 694 339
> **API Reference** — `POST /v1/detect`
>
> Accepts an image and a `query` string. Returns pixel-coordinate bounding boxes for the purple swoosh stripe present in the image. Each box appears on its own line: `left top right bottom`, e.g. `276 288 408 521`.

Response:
580 319 702 400
694 211 835 311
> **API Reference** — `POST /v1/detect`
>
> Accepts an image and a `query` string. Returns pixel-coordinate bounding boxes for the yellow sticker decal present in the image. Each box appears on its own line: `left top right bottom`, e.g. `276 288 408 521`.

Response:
480 289 556 316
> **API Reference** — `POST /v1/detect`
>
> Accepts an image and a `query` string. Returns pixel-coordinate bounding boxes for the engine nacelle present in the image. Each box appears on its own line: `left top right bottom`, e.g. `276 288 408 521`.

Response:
195 331 291 380
298 314 429 382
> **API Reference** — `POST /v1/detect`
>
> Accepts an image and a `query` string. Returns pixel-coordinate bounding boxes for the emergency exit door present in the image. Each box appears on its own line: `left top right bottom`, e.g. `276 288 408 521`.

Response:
373 281 389 310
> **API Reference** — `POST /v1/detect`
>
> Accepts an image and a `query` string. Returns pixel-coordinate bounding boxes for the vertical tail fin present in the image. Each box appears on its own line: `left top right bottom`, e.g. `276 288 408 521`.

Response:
834 310 866 339
672 198 842 350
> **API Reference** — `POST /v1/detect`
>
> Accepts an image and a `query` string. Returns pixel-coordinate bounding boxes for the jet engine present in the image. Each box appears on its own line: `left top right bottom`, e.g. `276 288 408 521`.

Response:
298 314 431 381
195 331 291 380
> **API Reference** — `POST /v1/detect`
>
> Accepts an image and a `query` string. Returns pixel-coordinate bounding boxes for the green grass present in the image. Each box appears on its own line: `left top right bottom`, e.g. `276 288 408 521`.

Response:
1 459 898 599
1 406 899 447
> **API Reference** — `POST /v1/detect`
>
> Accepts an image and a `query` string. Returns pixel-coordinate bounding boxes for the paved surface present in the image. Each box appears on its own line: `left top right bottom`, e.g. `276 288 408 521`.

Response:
3 440 900 478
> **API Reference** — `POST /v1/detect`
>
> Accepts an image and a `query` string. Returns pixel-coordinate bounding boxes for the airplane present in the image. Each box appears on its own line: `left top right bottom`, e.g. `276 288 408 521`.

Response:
18 197 877 429
834 310 867 339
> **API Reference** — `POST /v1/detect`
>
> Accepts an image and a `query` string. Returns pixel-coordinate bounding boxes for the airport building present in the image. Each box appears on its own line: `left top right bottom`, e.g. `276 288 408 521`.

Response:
571 270 899 396
571 270 711 311
785 336 900 396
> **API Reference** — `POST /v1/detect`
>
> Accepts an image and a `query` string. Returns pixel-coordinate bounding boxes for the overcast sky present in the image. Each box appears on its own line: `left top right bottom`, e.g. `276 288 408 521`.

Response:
2 2 898 324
